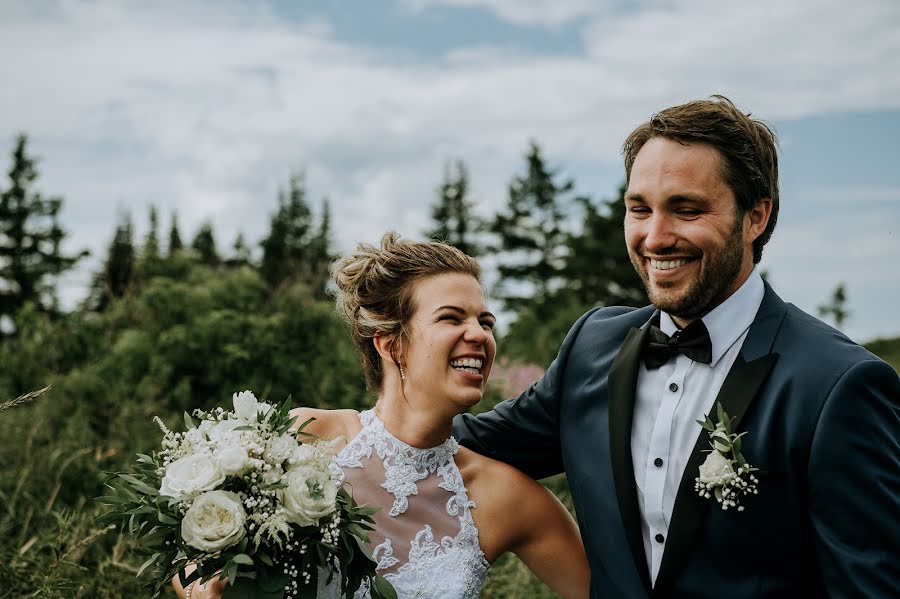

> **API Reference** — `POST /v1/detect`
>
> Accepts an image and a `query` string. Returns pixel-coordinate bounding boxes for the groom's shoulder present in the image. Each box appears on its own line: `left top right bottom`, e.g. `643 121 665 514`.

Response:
576 304 654 335
774 302 889 373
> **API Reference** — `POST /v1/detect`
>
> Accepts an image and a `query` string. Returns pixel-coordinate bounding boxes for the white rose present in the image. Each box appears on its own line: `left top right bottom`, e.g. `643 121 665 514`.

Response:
232 390 261 421
697 451 736 487
281 465 338 526
181 490 247 552
159 454 226 499
267 434 298 464
290 444 317 466
218 445 250 476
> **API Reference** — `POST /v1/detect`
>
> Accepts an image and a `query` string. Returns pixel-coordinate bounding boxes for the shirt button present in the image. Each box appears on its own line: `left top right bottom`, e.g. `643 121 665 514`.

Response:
669 382 678 392
655 533 665 544
654 457 664 467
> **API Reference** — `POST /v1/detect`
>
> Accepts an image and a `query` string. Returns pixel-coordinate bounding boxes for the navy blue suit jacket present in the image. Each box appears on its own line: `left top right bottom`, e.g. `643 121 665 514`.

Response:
454 284 900 598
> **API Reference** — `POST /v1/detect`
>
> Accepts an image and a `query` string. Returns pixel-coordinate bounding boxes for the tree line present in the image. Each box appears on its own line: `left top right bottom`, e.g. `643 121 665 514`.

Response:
0 134 646 364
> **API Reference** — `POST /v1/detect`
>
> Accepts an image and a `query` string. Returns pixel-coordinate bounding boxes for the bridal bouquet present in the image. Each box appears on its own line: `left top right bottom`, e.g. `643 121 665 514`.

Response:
96 391 396 599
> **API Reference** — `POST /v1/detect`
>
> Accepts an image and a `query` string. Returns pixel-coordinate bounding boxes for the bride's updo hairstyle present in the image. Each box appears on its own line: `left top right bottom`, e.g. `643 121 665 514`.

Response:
332 232 482 392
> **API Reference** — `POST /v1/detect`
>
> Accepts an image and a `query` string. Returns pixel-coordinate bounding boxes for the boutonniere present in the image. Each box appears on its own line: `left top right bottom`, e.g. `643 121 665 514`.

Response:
694 402 758 511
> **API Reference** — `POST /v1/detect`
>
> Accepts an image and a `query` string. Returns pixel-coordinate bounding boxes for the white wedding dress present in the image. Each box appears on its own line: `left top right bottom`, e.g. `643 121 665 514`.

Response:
319 409 489 598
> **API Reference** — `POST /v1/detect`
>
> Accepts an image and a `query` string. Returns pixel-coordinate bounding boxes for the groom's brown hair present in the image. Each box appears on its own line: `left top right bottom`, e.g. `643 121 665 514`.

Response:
622 95 779 263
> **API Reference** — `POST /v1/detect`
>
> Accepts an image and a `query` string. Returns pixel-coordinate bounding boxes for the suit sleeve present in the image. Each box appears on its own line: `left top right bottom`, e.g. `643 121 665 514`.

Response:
452 308 600 480
807 358 900 597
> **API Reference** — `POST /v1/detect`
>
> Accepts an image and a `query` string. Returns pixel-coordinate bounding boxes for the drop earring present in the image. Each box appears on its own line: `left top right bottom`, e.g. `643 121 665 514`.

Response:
398 364 406 380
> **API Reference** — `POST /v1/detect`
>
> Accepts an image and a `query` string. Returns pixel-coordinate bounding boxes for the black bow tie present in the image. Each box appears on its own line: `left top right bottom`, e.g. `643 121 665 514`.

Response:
642 319 712 369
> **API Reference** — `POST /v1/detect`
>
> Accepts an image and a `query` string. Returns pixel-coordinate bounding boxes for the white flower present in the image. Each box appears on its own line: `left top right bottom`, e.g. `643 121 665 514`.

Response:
697 451 736 487
159 454 226 499
266 434 299 464
291 444 317 466
281 465 338 526
233 390 263 421
181 490 247 552
218 445 250 476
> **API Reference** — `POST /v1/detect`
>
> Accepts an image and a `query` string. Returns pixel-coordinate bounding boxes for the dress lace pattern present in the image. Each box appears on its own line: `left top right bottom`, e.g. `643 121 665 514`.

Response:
327 409 489 599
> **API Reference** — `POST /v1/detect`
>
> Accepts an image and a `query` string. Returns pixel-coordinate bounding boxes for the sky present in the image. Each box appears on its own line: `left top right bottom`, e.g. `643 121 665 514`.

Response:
1 0 898 343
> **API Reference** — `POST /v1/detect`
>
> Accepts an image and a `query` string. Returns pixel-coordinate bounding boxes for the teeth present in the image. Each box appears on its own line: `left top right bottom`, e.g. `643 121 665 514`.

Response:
450 358 483 373
650 258 689 270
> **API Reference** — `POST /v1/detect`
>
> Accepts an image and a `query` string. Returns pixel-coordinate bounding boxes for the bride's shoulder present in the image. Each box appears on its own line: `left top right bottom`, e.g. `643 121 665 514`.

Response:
456 448 542 508
456 448 558 559
289 407 360 443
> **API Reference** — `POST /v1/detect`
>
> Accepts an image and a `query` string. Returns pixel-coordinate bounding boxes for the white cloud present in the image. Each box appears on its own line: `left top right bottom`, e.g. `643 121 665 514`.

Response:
403 0 608 27
1 0 898 340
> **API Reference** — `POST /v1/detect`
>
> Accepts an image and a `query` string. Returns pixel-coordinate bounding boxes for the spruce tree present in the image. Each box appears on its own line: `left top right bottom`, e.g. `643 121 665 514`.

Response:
260 172 333 293
168 213 183 256
488 142 573 315
191 222 219 266
0 134 87 331
563 184 647 308
227 232 252 267
425 160 481 256
92 214 135 310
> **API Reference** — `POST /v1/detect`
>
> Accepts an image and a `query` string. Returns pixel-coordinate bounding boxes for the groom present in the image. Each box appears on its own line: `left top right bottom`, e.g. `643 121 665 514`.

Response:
454 96 900 598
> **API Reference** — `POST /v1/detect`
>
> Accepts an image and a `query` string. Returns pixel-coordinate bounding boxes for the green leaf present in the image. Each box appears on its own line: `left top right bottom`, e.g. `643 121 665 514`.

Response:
136 553 161 578
715 402 725 422
158 512 179 525
184 411 196 430
257 551 273 567
732 435 742 453
371 574 398 599
232 553 254 566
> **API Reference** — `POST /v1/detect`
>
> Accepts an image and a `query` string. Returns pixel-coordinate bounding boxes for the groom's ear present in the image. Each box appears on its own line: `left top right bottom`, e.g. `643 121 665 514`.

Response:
745 198 773 243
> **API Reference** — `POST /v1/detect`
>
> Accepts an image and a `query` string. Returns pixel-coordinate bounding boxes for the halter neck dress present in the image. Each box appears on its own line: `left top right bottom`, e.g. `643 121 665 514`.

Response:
321 409 489 598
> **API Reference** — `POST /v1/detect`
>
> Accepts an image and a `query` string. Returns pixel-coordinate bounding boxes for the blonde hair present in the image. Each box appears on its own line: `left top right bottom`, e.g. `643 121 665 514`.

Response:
332 232 482 391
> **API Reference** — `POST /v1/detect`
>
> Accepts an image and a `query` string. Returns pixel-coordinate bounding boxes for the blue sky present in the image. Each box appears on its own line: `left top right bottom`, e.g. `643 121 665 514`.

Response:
1 0 898 342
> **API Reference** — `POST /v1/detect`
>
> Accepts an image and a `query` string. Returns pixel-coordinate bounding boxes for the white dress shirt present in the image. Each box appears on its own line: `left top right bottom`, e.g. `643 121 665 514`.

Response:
631 268 765 585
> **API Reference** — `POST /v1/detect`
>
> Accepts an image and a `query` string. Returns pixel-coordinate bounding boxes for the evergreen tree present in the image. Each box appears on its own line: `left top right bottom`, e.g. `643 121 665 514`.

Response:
488 142 573 315
227 232 252 268
136 205 162 281
563 184 647 308
425 160 481 256
143 206 160 261
307 199 335 299
92 213 136 310
0 134 87 331
260 172 332 294
191 222 219 266
818 282 849 329
168 213 183 256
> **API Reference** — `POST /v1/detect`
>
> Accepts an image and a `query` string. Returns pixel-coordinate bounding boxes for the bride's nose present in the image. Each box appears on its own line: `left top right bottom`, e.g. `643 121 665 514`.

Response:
463 321 490 344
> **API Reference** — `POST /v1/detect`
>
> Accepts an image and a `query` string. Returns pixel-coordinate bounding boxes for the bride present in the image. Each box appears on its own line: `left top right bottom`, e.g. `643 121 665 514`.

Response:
176 233 590 598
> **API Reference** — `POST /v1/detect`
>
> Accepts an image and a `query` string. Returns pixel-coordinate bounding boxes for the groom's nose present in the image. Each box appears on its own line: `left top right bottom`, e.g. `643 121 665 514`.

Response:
642 213 679 252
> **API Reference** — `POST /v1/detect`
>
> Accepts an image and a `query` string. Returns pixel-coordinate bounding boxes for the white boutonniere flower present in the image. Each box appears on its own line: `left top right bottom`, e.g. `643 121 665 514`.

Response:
694 402 758 511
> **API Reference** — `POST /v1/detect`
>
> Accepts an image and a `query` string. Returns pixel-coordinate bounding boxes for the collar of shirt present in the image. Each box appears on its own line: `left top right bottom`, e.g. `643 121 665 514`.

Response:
659 268 765 367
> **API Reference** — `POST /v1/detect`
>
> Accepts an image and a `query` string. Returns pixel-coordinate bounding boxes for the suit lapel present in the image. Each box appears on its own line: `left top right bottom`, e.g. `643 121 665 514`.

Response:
652 285 786 595
609 320 655 593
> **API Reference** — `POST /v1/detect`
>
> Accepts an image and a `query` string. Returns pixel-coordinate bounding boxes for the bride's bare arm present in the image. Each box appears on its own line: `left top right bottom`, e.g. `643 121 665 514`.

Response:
463 452 591 599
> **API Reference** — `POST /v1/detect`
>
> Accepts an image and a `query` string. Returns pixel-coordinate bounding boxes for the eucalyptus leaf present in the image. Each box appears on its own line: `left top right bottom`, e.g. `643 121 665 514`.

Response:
371 574 398 599
232 553 254 566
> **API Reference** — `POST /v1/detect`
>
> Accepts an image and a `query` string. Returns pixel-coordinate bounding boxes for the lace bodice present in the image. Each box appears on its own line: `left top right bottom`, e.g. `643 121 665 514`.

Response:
321 409 489 598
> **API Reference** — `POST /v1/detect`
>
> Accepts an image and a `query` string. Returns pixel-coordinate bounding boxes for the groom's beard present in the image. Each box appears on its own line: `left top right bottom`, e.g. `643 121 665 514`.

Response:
632 216 745 322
